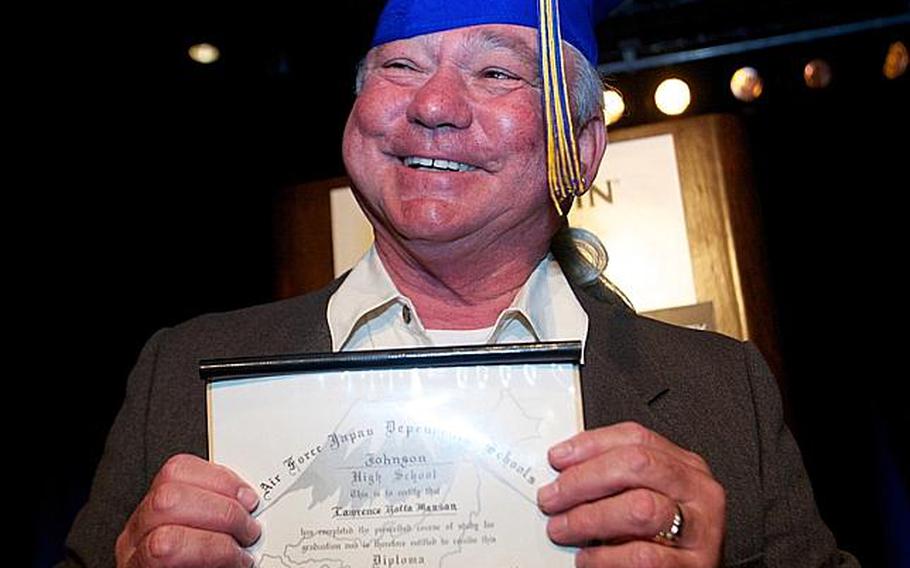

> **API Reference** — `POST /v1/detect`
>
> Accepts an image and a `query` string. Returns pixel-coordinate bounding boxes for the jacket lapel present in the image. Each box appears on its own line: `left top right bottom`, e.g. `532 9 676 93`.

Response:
573 287 701 450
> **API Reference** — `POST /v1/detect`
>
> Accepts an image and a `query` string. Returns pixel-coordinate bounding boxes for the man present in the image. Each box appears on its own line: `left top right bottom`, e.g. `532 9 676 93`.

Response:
59 1 858 566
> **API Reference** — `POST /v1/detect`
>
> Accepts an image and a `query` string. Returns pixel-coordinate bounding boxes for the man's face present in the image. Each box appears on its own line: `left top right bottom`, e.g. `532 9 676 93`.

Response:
342 24 559 246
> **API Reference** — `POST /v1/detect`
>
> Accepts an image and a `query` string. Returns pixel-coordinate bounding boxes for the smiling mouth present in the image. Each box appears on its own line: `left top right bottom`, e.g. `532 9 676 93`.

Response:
401 156 479 173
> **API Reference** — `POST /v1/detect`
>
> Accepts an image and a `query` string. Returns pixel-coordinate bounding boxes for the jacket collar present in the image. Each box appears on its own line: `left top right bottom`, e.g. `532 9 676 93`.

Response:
569 281 688 440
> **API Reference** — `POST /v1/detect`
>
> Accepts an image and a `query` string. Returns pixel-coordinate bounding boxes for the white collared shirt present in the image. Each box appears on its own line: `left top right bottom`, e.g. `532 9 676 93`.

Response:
326 245 589 359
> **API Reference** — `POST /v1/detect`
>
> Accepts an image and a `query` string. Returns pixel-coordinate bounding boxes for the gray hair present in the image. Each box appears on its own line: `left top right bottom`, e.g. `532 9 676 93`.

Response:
553 44 634 310
353 42 633 310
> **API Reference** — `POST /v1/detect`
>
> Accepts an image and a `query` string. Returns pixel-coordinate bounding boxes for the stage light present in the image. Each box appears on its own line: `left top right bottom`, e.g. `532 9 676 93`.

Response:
730 67 763 102
603 89 625 125
883 41 907 80
654 78 691 116
188 43 220 65
804 59 832 89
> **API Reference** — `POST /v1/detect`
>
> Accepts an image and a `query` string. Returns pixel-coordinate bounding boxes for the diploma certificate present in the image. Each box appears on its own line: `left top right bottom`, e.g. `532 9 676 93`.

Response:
203 343 583 567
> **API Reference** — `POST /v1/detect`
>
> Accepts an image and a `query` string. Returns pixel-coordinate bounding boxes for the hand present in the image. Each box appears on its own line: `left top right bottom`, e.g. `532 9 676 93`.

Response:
115 454 262 567
537 422 725 567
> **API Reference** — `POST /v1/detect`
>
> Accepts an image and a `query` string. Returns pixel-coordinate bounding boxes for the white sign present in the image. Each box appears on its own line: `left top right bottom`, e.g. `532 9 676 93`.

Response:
569 134 697 312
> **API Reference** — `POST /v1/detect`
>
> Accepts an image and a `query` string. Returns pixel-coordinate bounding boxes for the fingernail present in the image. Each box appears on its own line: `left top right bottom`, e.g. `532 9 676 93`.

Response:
537 481 559 507
248 516 263 544
237 487 260 511
242 550 256 568
548 514 568 538
550 442 573 461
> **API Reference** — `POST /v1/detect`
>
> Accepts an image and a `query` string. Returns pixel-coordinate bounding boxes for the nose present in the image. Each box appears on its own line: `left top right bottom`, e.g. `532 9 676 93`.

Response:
406 66 472 131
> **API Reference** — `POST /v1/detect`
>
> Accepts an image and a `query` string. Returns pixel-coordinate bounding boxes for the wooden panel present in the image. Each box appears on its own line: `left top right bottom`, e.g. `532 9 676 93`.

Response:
272 177 346 299
609 114 781 376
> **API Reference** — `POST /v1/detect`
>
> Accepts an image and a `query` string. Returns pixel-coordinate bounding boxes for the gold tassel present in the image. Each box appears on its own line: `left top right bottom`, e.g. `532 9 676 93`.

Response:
538 0 587 216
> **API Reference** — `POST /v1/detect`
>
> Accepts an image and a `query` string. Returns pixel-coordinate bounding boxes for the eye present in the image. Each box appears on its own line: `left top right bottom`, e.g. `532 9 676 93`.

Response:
482 68 521 81
383 59 419 72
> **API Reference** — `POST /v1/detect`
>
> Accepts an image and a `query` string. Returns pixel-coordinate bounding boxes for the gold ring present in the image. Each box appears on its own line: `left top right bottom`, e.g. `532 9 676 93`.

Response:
653 503 685 546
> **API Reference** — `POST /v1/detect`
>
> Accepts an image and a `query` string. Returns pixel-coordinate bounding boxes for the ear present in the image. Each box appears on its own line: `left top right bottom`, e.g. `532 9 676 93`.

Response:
576 115 607 188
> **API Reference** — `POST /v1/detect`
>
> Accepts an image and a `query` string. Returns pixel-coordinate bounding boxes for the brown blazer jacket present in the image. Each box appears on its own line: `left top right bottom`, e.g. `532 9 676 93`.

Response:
58 278 858 567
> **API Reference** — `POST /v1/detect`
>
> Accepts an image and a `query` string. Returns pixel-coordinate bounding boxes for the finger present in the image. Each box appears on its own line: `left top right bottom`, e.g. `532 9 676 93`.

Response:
127 481 263 552
151 454 260 512
125 524 255 568
575 540 701 568
546 488 685 546
538 444 710 514
549 422 711 474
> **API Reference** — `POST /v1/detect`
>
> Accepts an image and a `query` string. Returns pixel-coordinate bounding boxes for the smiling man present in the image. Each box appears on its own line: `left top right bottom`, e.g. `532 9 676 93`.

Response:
339 23 573 336
58 1 858 567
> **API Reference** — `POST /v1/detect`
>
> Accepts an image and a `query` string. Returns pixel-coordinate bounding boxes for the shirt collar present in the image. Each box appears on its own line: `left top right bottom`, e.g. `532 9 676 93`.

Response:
495 249 589 353
327 245 404 351
327 244 588 354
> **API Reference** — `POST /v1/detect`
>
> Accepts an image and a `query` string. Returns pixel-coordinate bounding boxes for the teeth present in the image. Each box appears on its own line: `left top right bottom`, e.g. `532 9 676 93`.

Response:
403 156 476 172
405 156 434 167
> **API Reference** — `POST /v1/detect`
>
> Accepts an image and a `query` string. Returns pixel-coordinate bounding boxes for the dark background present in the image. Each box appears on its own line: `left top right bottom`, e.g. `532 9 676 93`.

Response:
31 2 908 566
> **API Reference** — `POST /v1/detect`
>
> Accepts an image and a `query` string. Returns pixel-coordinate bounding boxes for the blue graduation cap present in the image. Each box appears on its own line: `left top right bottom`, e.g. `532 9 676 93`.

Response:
370 0 623 214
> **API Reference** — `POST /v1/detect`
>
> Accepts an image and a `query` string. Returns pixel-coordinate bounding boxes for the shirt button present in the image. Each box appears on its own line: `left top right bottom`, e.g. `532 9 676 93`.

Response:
402 305 412 324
